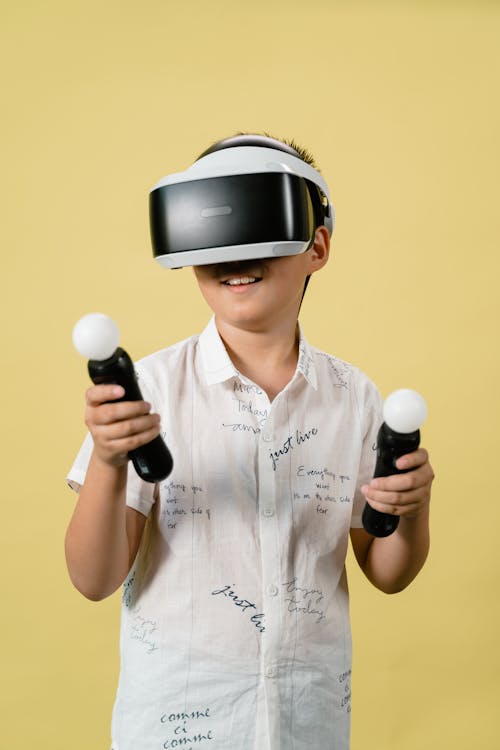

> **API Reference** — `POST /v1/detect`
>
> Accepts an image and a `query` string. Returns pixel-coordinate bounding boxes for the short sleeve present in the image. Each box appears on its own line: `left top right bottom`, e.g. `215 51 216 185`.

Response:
65 365 159 517
350 378 383 528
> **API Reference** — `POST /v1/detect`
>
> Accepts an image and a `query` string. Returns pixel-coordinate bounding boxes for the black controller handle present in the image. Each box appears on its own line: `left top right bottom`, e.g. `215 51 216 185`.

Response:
88 347 173 483
362 423 420 537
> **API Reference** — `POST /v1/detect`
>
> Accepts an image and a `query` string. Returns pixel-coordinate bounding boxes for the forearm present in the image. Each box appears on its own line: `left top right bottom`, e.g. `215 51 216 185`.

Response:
65 451 131 601
363 506 430 594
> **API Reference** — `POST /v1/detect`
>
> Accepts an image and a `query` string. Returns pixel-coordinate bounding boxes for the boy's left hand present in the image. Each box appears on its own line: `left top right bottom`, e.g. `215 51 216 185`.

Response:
361 448 435 519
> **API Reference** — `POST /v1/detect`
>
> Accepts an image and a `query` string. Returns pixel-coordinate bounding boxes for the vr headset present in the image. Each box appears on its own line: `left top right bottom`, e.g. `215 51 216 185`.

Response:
149 135 334 269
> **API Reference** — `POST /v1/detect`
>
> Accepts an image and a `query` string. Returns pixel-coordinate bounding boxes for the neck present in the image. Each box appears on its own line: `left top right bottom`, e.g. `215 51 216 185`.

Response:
215 316 300 401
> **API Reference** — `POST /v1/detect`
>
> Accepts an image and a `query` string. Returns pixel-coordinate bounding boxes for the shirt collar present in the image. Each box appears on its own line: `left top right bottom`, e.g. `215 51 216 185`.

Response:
296 321 318 390
199 316 239 385
198 316 318 390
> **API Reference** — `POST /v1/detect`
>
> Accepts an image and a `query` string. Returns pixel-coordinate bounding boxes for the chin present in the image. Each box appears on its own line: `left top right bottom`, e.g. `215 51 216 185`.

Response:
218 306 272 330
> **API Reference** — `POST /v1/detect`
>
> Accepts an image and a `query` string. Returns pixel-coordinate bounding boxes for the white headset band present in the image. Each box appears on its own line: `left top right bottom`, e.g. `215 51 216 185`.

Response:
151 146 331 202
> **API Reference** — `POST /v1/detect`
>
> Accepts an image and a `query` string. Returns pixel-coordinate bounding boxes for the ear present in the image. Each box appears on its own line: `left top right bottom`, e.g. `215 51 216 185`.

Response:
308 225 330 273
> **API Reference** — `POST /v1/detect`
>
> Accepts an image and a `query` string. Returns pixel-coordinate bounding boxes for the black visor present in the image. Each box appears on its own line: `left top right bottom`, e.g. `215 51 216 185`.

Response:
150 172 316 263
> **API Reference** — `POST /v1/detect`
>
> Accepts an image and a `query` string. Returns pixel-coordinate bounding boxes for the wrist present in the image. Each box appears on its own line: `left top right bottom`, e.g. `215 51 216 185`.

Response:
92 446 129 469
400 501 430 523
396 505 430 544
88 450 129 489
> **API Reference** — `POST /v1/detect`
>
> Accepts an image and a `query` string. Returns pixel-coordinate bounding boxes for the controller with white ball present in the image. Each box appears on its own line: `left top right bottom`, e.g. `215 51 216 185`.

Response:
362 389 427 537
72 313 173 483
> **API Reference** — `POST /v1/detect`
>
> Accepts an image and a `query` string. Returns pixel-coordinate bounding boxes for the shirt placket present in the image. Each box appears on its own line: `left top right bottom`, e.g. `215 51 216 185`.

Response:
257 398 282 749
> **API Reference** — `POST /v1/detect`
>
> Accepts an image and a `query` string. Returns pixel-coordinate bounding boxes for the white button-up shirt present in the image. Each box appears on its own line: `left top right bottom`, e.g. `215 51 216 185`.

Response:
68 316 382 750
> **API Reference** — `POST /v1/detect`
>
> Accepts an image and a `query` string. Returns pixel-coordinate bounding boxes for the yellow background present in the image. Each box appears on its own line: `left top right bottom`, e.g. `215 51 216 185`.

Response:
2 1 499 747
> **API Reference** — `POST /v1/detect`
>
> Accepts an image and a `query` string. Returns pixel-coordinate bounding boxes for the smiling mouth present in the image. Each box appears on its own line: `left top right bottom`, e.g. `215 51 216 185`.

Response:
215 259 267 286
222 276 262 286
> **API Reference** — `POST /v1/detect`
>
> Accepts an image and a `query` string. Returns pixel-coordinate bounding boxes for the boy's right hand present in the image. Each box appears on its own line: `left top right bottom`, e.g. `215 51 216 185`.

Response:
84 384 162 468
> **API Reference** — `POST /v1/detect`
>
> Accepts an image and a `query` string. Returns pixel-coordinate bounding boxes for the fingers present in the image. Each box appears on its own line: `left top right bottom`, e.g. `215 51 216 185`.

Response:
87 399 153 427
92 412 161 442
86 384 125 407
84 384 162 467
361 448 435 518
394 448 429 471
362 485 427 514
368 460 434 493
94 417 162 459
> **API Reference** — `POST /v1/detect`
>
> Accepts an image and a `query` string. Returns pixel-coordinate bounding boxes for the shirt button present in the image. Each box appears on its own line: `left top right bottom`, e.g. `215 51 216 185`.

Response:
262 432 273 442
267 584 279 597
262 507 275 517
266 665 277 678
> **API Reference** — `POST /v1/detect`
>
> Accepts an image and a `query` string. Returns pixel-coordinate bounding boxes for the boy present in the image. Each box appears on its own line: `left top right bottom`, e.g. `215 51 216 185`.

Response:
65 134 434 750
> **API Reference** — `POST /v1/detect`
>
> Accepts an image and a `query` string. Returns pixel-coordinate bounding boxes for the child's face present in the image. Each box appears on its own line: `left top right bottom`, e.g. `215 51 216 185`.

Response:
192 227 329 331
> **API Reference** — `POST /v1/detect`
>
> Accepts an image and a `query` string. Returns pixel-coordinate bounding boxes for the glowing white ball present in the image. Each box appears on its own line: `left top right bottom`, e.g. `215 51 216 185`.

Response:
72 313 120 360
383 389 427 433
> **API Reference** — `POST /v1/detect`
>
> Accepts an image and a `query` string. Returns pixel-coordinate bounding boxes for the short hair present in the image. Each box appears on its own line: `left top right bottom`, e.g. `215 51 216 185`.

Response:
201 131 320 171
263 133 319 171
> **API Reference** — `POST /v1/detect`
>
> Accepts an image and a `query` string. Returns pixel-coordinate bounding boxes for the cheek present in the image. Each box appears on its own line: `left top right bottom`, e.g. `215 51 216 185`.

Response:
271 269 308 304
194 277 227 314
193 270 214 296
197 281 218 308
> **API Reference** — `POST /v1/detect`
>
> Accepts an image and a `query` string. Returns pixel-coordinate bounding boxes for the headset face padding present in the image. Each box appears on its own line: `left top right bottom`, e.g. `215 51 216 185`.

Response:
150 135 334 268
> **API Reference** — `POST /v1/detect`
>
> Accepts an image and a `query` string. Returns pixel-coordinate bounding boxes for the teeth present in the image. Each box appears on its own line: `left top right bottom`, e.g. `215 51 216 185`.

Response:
225 277 257 286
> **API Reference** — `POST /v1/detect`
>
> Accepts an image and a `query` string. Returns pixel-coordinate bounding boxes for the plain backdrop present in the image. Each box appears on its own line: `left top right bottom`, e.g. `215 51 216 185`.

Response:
1 1 499 748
